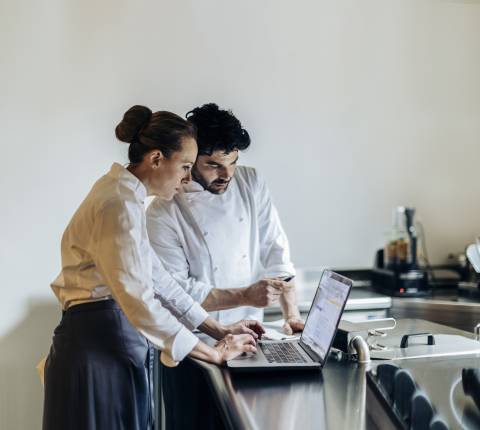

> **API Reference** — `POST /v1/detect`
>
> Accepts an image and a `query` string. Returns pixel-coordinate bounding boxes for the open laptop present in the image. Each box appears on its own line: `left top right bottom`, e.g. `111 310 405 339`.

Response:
227 270 353 370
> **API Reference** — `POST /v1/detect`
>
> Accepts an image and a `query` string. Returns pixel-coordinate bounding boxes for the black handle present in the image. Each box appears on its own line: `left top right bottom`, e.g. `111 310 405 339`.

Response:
462 368 480 411
400 333 435 348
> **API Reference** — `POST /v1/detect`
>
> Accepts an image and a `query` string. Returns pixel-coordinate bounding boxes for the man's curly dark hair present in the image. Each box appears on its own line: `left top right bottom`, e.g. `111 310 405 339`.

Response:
186 103 251 156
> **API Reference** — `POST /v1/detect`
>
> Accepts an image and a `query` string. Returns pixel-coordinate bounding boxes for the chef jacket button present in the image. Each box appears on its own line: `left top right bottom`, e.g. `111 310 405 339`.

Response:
214 267 218 272
239 217 244 222
203 231 208 236
242 254 247 259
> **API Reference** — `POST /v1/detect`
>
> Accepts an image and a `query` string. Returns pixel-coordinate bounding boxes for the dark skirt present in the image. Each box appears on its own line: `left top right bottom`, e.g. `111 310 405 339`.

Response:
42 300 153 430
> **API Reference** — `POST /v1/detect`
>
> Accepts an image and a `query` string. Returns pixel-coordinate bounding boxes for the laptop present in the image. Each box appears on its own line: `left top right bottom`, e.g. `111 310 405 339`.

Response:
227 270 353 370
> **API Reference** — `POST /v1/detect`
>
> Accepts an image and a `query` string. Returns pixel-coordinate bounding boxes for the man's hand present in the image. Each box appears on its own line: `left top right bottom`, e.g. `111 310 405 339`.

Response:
243 279 293 308
225 319 265 339
282 317 305 335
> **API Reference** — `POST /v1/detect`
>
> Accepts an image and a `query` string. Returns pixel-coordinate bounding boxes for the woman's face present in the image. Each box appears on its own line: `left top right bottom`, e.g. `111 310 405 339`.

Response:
149 137 198 200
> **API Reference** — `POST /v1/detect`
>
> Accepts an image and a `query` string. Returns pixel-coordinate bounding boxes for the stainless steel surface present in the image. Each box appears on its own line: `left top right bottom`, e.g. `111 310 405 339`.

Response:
391 291 480 333
339 318 396 333
366 383 398 430
190 359 257 430
231 360 371 430
369 333 480 361
198 319 469 430
371 355 480 429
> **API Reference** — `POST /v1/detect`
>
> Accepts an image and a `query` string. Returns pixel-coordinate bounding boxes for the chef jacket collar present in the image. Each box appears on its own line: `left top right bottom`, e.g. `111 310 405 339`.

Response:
108 163 147 203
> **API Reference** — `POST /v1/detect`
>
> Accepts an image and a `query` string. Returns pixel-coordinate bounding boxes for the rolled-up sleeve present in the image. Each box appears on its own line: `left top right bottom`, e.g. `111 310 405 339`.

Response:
160 326 200 366
92 199 200 366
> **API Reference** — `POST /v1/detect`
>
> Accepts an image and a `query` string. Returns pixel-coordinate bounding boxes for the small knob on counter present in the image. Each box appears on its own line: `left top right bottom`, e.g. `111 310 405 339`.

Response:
394 369 416 425
376 363 400 402
411 390 434 430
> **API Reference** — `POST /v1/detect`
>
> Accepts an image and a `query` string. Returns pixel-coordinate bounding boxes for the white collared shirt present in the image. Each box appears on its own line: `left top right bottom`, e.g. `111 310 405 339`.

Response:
146 166 295 326
51 163 209 366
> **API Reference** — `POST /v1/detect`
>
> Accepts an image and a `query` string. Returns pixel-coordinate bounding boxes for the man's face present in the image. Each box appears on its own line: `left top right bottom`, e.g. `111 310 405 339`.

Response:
192 149 239 194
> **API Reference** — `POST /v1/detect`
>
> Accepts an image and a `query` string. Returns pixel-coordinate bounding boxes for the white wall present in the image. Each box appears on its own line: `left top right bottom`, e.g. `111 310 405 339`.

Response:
1 0 480 427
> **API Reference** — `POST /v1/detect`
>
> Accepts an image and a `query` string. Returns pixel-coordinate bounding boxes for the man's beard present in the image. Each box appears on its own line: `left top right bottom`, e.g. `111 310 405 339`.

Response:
192 169 231 195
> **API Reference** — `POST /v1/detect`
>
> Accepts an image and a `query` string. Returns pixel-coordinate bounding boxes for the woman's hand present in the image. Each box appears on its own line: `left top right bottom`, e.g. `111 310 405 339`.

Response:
214 333 257 363
224 319 265 339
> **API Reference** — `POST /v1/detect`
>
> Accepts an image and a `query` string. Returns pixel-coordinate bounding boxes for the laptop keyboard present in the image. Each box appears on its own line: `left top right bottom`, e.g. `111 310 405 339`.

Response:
261 342 307 364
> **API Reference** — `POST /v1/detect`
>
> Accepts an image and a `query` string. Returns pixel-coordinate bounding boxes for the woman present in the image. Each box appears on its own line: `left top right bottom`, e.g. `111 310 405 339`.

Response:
42 105 259 430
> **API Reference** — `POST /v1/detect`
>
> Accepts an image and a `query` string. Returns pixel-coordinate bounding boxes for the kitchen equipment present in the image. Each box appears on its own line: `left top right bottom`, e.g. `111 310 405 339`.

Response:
368 350 480 430
334 318 480 365
466 243 480 273
457 241 480 298
367 363 451 430
372 207 430 297
369 332 480 361
363 319 480 429
333 318 397 362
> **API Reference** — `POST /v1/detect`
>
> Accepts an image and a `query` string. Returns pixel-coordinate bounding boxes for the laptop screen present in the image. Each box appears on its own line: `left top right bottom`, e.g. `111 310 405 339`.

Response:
300 270 352 364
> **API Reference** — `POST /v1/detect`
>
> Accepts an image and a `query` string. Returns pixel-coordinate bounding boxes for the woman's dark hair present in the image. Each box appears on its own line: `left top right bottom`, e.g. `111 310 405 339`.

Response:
115 105 197 164
186 103 250 156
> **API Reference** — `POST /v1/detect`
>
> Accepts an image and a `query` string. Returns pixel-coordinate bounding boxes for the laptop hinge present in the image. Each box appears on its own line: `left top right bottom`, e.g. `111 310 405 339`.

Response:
299 340 321 362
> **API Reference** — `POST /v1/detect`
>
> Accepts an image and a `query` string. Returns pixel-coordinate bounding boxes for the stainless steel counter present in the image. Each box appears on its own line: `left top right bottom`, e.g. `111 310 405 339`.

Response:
154 279 480 429
154 284 393 429
191 319 476 430
390 289 480 333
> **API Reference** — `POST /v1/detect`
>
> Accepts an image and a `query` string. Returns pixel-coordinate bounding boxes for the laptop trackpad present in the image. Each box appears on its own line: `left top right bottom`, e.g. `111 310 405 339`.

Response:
230 350 268 364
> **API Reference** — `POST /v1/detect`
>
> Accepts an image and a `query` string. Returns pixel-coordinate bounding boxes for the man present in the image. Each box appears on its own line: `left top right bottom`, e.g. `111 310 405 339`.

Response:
146 103 303 334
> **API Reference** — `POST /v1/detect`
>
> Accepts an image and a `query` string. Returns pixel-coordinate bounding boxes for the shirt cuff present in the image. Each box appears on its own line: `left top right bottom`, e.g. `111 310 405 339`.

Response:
263 264 296 279
191 281 215 305
160 326 200 367
177 301 209 331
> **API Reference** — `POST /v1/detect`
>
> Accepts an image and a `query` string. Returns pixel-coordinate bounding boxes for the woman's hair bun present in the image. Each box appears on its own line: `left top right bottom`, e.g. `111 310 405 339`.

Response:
115 105 152 143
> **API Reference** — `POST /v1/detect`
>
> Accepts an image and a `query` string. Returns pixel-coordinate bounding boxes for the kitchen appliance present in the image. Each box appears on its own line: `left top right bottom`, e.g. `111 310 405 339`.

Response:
372 207 430 297
333 318 397 363
333 318 480 364
339 319 480 429
458 242 480 299
367 355 480 430
367 363 451 429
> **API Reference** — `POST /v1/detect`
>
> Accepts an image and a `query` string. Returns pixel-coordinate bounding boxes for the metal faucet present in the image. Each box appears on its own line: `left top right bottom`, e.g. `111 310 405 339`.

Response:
349 336 371 363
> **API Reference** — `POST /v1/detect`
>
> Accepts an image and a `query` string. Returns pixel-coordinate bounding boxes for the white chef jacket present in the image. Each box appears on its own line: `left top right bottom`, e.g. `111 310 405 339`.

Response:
50 163 209 366
146 165 295 326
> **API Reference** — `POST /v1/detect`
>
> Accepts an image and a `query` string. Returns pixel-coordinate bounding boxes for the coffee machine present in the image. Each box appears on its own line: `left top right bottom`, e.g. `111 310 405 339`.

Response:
372 207 430 297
